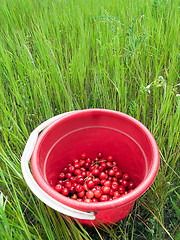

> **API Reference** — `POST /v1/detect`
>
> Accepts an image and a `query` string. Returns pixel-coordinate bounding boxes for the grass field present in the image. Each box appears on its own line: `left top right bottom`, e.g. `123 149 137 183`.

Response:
0 0 179 239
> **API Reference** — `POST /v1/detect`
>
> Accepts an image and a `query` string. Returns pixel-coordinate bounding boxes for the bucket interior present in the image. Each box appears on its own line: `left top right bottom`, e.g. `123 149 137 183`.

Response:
34 111 153 190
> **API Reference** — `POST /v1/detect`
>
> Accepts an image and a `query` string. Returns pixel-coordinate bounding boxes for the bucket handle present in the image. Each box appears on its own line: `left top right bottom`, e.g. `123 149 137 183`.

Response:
21 112 95 220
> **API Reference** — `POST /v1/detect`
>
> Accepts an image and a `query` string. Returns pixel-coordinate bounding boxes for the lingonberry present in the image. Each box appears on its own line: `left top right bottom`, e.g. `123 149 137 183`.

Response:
74 163 80 169
121 180 128 188
57 180 64 185
71 194 77 200
54 184 63 192
94 189 102 199
86 190 94 199
80 153 87 160
87 180 95 189
99 172 108 180
99 195 109 202
73 158 79 164
98 165 104 172
112 166 119 172
118 185 125 194
64 180 71 188
74 169 81 175
128 182 135 190
77 177 85 185
108 169 115 176
61 187 69 196
109 189 114 197
111 182 119 191
62 167 68 173
102 186 110 194
75 184 83 193
79 160 85 166
107 155 113 162
123 174 130 181
106 161 113 169
94 177 100 185
92 198 98 202
58 172 65 180
115 170 123 179
69 186 76 194
114 191 121 198
89 165 95 172
92 168 100 177
65 172 72 179
97 152 103 158
104 180 111 187
84 198 92 203
78 190 85 198
68 166 75 173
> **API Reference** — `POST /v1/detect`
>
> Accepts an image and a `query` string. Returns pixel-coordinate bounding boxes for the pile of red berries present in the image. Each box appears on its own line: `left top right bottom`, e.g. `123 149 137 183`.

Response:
54 152 135 202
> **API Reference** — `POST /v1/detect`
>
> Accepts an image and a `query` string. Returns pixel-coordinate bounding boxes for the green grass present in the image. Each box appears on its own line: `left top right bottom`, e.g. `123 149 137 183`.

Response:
0 0 179 239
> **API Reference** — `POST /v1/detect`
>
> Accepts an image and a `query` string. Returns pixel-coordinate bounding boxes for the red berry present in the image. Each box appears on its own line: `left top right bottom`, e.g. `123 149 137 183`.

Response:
86 190 94 199
94 189 102 199
78 190 85 198
65 172 72 179
86 158 92 164
128 182 135 190
114 191 121 198
84 162 91 169
75 184 83 193
123 174 130 181
101 162 107 169
80 153 87 160
121 180 128 188
92 169 100 177
70 176 76 183
106 161 113 169
68 166 75 173
109 189 114 196
77 198 83 202
102 186 110 194
81 171 87 178
74 163 80 169
73 159 79 164
104 180 111 187
64 180 71 188
99 195 109 202
108 169 115 176
71 194 77 200
74 169 81 175
112 166 119 172
77 177 85 185
111 182 119 191
100 179 106 185
99 172 108 180
94 178 100 185
118 185 125 194
61 188 69 196
84 198 92 203
57 180 64 185
97 152 103 158
87 180 95 189
54 184 63 192
89 165 95 172
58 172 65 180
79 160 85 166
69 186 75 194
92 198 98 202
115 170 123 179
107 155 113 162
62 167 68 173
98 165 104 172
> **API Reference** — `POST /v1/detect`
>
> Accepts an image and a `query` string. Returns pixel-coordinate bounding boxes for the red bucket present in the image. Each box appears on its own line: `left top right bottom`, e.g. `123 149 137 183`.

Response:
22 109 159 226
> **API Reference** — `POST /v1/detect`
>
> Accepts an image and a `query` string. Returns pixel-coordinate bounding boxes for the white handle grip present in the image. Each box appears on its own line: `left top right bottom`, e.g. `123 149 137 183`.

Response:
21 112 95 220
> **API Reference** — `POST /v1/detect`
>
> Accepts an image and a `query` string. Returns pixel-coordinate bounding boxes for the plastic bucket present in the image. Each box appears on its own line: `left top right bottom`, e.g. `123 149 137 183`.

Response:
21 109 160 226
